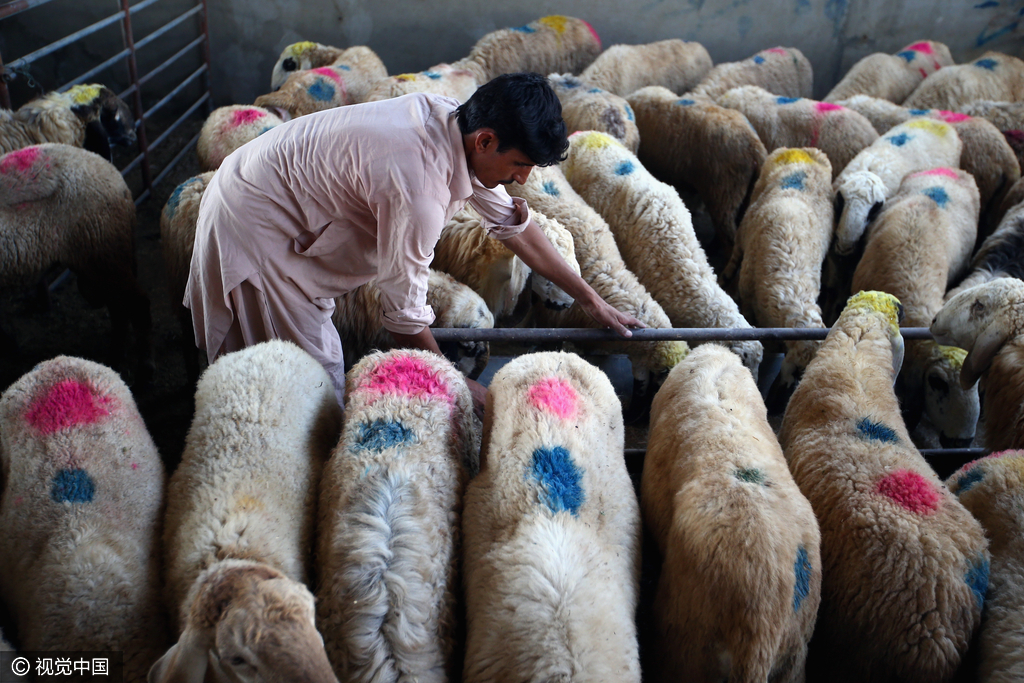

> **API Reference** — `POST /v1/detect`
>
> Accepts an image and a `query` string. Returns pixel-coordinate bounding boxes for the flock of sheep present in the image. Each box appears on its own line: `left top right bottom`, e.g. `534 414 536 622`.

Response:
1 11 1024 683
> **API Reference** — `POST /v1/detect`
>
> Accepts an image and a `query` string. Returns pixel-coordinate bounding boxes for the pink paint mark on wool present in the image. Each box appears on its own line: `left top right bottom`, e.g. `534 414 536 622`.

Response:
131 462 138 470
919 67 928 79
907 42 934 54
815 102 844 113
911 167 959 179
312 67 342 83
766 47 788 55
876 469 940 515
362 355 452 403
961 450 1017 470
937 110 971 123
527 377 578 420
25 379 114 435
582 19 601 49
0 146 40 174
230 108 266 127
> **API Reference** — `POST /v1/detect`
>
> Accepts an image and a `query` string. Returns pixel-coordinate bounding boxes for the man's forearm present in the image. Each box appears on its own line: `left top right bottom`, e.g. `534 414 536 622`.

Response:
501 219 598 306
388 326 443 356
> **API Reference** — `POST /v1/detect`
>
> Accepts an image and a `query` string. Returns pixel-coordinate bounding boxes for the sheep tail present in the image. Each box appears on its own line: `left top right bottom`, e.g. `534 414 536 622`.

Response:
333 467 445 683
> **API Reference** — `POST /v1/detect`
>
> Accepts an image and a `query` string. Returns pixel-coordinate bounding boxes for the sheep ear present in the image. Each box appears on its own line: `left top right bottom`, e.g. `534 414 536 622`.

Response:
960 321 1009 390
147 633 209 683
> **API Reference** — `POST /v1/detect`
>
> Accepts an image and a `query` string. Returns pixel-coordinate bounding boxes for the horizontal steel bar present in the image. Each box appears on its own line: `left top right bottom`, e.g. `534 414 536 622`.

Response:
58 48 130 90
430 327 937 343
120 150 145 177
0 0 54 22
134 4 202 52
143 63 205 120
145 89 208 151
137 34 205 88
624 447 986 461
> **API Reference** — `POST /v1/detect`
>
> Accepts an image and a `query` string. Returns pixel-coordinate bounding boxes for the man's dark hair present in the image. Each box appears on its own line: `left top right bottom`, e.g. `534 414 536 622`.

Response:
456 72 569 166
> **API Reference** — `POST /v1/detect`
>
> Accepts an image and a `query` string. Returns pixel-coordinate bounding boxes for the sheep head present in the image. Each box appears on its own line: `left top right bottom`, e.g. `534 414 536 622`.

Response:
67 84 136 161
271 41 322 91
150 560 338 683
833 170 886 256
921 343 980 448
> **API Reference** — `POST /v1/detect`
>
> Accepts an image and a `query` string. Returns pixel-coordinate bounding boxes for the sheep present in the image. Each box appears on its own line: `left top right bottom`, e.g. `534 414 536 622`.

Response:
505 163 689 407
546 73 640 152
462 350 641 682
991 176 1024 231
961 100 1024 173
254 65 354 117
823 40 955 104
691 46 813 101
0 144 152 383
579 38 713 98
946 450 1024 683
525 209 581 312
834 93 914 134
627 85 768 250
904 51 1024 112
561 130 762 374
832 117 962 257
0 356 168 682
271 42 387 97
153 340 342 683
641 344 821 682
717 85 879 180
930 278 1024 452
722 147 834 410
777 290 990 681
452 15 602 86
315 349 476 682
851 168 981 448
0 83 135 161
363 63 478 103
946 193 1024 302
196 105 284 171
332 269 494 378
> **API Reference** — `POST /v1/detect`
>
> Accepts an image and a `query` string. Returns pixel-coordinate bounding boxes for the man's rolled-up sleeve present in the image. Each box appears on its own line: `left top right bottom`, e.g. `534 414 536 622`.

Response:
468 183 531 240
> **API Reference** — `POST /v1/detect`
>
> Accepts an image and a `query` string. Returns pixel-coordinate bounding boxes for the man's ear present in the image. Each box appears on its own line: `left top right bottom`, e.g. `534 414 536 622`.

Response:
475 128 498 152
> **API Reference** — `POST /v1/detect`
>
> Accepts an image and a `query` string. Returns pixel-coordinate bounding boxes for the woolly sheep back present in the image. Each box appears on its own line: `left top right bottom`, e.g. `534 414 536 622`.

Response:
548 73 640 152
580 39 713 97
254 66 354 117
196 105 283 171
946 185 1024 300
271 42 386 95
823 40 954 104
904 51 1024 111
363 63 477 103
691 46 813 101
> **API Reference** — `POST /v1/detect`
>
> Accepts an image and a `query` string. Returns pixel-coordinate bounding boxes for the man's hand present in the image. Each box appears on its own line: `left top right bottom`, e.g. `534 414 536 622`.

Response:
579 291 646 338
466 378 488 419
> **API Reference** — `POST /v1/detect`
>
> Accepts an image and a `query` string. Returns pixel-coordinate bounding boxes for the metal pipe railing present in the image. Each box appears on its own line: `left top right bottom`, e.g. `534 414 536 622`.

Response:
430 327 937 343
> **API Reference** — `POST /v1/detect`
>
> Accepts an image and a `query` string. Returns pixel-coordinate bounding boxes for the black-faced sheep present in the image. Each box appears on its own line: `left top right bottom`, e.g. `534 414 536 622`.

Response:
270 42 387 97
0 144 152 382
947 450 1024 683
363 63 478 103
779 291 989 683
642 344 821 682
0 356 168 682
627 85 768 250
904 51 1024 112
154 340 342 683
579 38 713 97
0 83 135 161
315 349 477 683
462 351 641 682
561 130 762 374
823 40 954 104
196 105 284 172
931 278 1024 452
717 85 879 180
691 46 813 101
547 73 640 152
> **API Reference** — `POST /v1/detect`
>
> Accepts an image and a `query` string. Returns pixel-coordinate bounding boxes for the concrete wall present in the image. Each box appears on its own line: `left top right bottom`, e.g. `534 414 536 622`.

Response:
209 0 1024 106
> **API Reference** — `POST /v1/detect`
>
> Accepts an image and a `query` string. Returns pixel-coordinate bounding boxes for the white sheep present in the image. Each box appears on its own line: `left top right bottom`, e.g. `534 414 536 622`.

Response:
717 85 879 179
0 143 152 382
255 65 354 116
946 450 1024 683
579 38 713 97
832 117 962 257
270 42 387 97
852 168 981 447
904 51 1024 112
332 268 494 378
691 46 813 101
547 73 640 152
315 349 477 682
641 344 821 682
561 130 762 374
0 356 168 682
946 185 1024 301
722 147 834 408
505 163 689 406
196 105 284 171
962 101 1024 174
931 278 1024 452
452 15 602 85
153 340 342 683
779 291 989 682
363 63 478 103
0 83 135 160
627 85 768 249
823 40 954 104
525 209 581 312
462 351 641 682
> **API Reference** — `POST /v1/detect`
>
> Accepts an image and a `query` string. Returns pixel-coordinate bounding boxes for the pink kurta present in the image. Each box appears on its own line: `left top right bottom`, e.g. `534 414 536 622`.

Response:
185 93 529 378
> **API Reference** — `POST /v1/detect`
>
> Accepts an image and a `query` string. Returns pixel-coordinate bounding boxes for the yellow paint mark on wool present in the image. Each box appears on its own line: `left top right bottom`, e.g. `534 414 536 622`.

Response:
539 15 569 33
69 84 101 105
939 345 967 369
235 495 264 511
288 41 317 57
905 118 951 136
573 131 620 150
772 149 814 166
847 291 902 330
657 341 689 371
395 73 417 82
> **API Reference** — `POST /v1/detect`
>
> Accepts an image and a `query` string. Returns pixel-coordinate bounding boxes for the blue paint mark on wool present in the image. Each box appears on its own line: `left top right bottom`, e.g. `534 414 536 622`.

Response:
909 109 930 115
888 132 912 146
921 186 949 207
355 419 415 452
615 160 635 176
857 418 900 443
975 58 998 70
955 467 985 494
256 126 274 136
677 98 696 106
896 50 917 62
542 180 560 196
624 104 635 122
307 80 335 102
776 96 800 104
165 180 191 219
966 556 990 609
337 64 351 71
752 55 766 64
51 468 95 503
781 171 807 190
511 24 536 32
793 545 812 612
423 71 441 79
588 88 603 93
530 446 585 516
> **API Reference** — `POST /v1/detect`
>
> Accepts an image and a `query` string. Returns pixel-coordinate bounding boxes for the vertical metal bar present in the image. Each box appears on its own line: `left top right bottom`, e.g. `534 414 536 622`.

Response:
197 0 212 114
120 0 152 193
0 50 11 110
